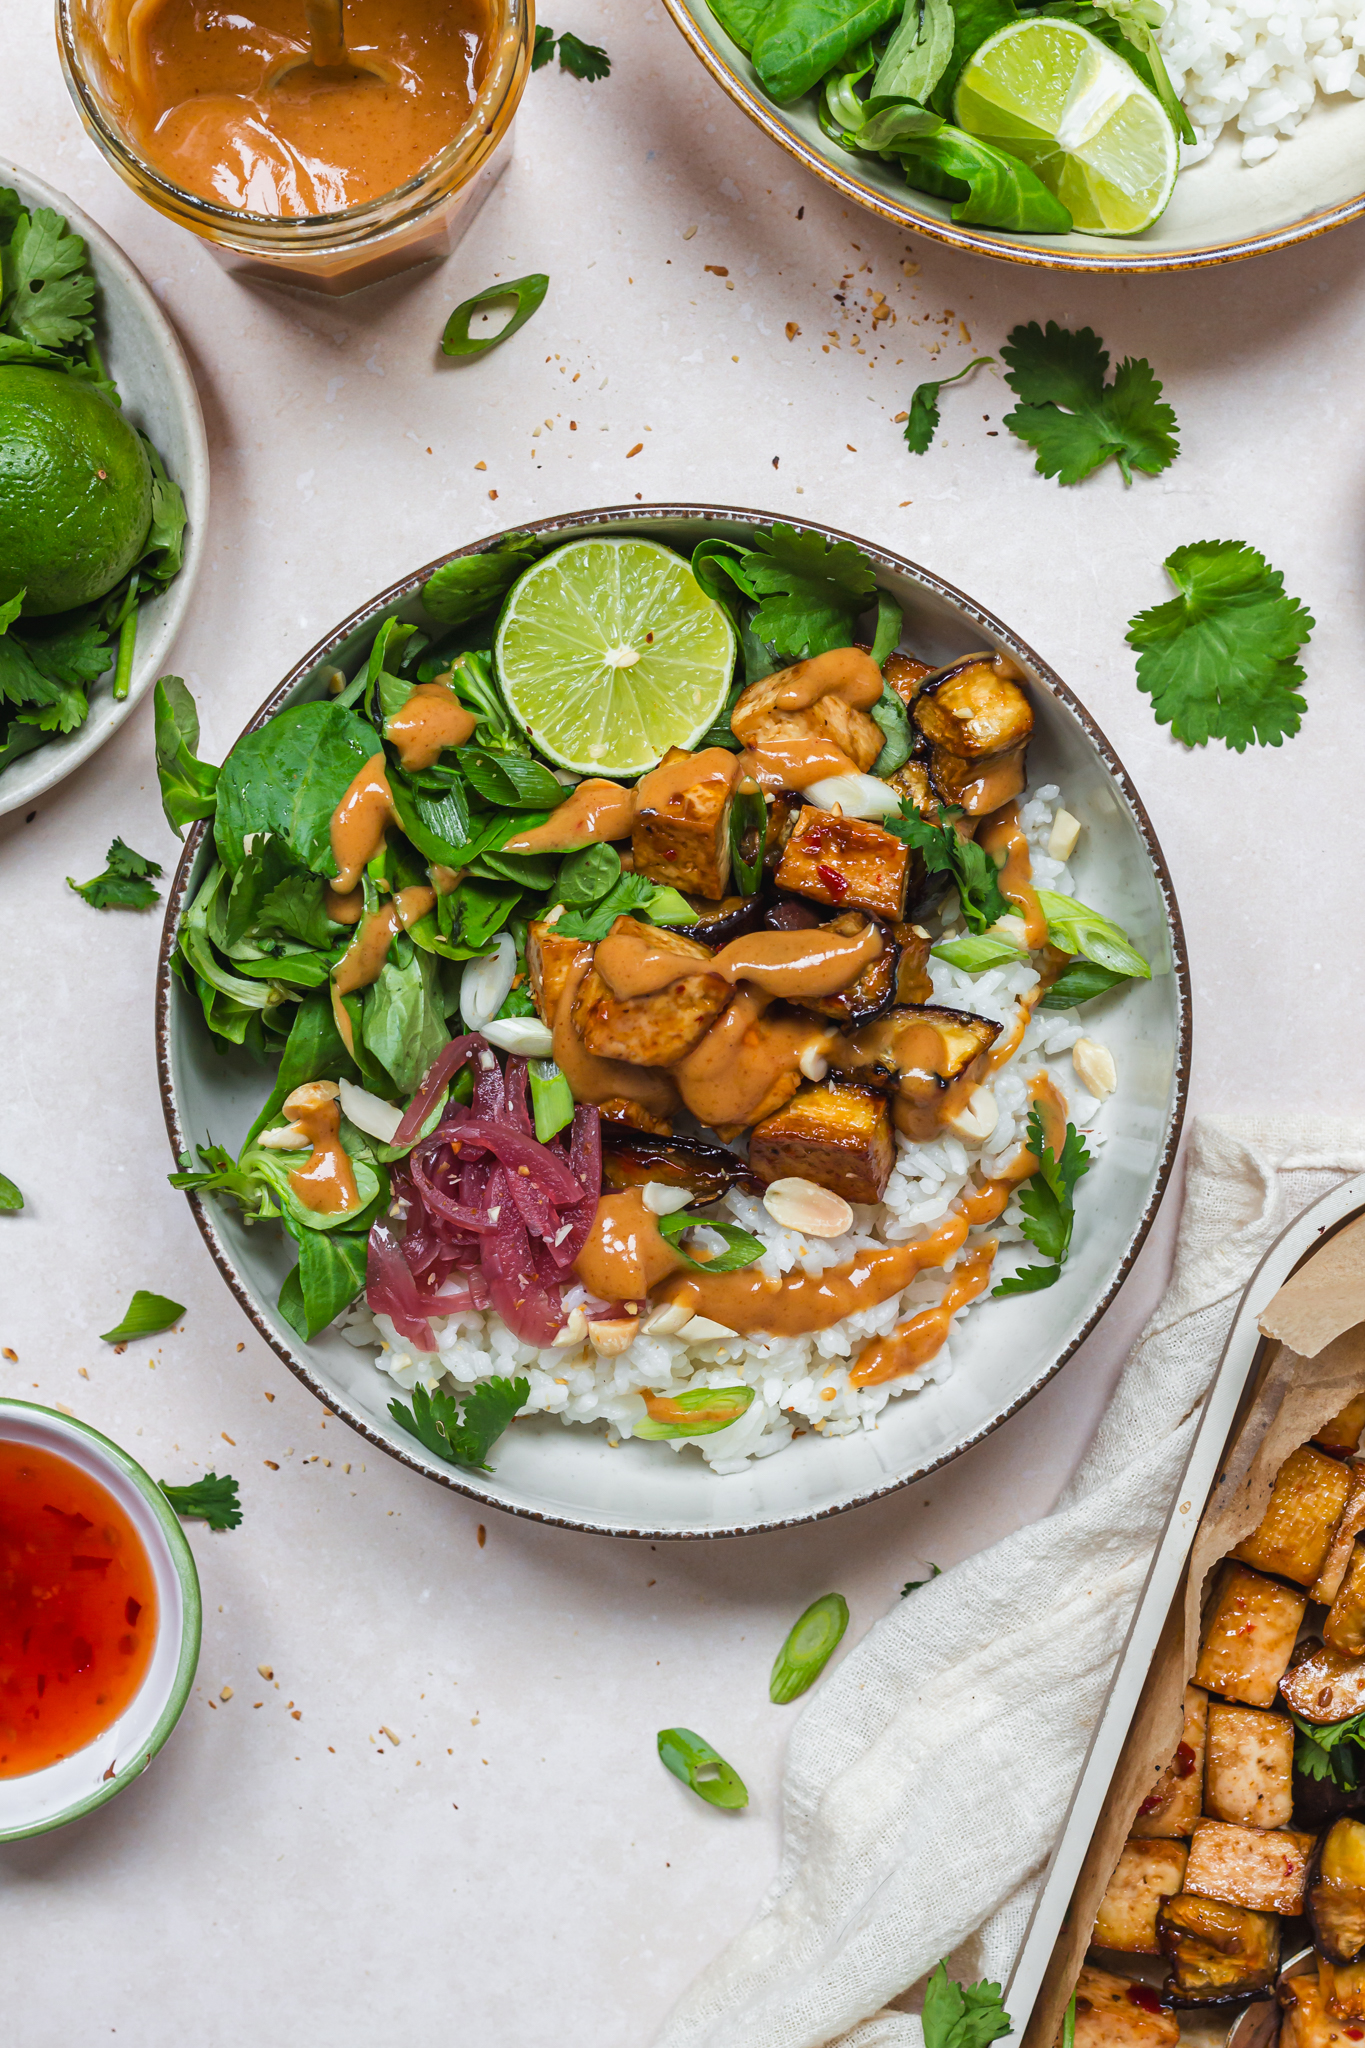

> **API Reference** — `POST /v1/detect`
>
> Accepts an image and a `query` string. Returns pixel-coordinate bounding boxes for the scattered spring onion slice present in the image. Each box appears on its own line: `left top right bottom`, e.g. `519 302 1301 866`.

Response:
932 933 1027 973
0 1171 22 1212
634 1386 756 1440
656 1210 765 1274
657 1726 749 1808
528 1058 575 1142
100 1290 185 1343
769 1592 850 1704
442 273 550 358
729 776 766 894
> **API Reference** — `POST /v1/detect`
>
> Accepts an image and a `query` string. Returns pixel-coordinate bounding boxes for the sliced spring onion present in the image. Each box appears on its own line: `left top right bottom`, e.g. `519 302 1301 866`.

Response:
634 1385 756 1440
528 1058 575 1141
483 1015 555 1058
657 1727 749 1809
656 1210 764 1274
729 776 766 894
459 933 517 1031
339 1077 404 1144
442 274 550 358
769 1592 850 1704
802 773 904 818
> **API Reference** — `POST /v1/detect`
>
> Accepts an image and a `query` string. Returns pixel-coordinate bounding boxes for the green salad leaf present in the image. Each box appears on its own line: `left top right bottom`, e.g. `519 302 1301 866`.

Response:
1126 540 1313 750
874 0 955 101
993 1110 1092 1296
388 1376 528 1470
706 0 776 51
903 355 994 456
279 1227 369 1340
67 836 163 910
421 535 542 629
754 0 900 100
1001 322 1179 486
155 676 220 835
100 1290 185 1342
161 1472 242 1531
214 700 377 874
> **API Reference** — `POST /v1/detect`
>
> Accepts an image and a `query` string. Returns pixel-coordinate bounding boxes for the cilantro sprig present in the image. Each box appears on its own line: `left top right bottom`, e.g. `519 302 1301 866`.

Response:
903 355 994 456
1001 322 1178 487
160 1472 242 1531
1127 540 1314 751
993 1110 1092 1296
884 802 1010 935
67 836 163 910
692 522 877 661
533 25 611 78
1291 1708 1365 1788
921 1961 1012 2048
388 1376 529 1472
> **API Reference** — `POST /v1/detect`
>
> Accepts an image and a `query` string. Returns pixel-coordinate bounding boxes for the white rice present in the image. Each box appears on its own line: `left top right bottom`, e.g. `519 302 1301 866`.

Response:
1160 0 1365 164
341 783 1111 1474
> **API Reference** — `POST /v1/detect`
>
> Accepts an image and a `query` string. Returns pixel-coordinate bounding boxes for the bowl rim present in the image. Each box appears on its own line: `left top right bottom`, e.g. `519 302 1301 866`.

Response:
0 159 209 819
658 0 1365 273
0 1397 203 1839
155 499 1192 1540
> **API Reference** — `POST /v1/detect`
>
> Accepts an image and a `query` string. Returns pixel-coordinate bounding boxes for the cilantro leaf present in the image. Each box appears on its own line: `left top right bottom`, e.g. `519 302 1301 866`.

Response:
1126 540 1313 750
388 1375 528 1470
1001 322 1178 486
742 522 878 658
1290 1709 1365 1788
993 1111 1091 1295
67 836 163 910
0 1170 23 1212
557 30 612 78
903 355 994 455
884 803 1010 934
160 1472 242 1531
2 207 96 348
532 22 557 66
100 1289 185 1342
901 1562 942 1595
922 1962 1012 2048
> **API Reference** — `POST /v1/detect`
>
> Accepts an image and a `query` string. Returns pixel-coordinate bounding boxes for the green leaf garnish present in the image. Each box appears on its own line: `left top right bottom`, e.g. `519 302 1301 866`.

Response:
656 1210 765 1274
534 25 612 77
657 1727 749 1809
869 679 912 774
2 205 96 349
1001 322 1178 487
100 1290 185 1342
992 1110 1091 1297
903 355 994 456
441 274 550 359
901 1563 942 1595
1126 540 1313 751
160 1472 241 1531
67 836 163 910
921 1961 1012 2048
884 802 1010 934
154 675 219 836
388 1376 528 1471
769 1592 850 1704
1290 1709 1365 1788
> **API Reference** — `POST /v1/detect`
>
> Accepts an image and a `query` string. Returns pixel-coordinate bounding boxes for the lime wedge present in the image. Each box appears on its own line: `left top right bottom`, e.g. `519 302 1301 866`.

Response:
494 537 737 777
954 18 1178 236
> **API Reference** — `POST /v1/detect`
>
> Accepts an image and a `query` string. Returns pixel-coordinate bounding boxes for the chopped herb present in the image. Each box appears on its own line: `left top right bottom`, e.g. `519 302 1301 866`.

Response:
992 1110 1091 1296
388 1375 528 1471
770 1592 850 1703
921 1961 1012 2048
0 1170 23 1211
67 836 163 910
901 1563 942 1596
657 1727 748 1809
441 274 550 359
1291 1708 1365 1788
903 355 994 456
634 1386 756 1439
99 1290 185 1342
1001 322 1178 487
160 1472 242 1531
656 1210 766 1274
534 25 612 77
885 802 1010 934
1126 540 1314 750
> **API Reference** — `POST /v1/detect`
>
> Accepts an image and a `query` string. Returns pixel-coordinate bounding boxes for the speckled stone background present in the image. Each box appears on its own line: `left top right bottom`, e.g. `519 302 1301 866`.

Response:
2 2 1362 2040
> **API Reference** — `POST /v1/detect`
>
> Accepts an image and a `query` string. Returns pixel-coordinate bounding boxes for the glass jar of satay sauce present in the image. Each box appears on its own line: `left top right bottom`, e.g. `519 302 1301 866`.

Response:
56 0 530 295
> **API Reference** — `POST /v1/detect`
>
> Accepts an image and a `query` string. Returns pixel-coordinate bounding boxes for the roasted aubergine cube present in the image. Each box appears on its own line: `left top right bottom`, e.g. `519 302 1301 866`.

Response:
1280 1637 1365 1724
527 918 592 1026
1194 1563 1307 1708
599 1127 760 1204
1315 1467 1365 1606
1308 1819 1365 1964
1203 1702 1294 1829
774 807 912 923
1131 1686 1209 1839
1319 1398 1365 1457
794 914 899 1027
1183 1818 1313 1913
912 653 1033 816
1156 1892 1281 2004
1327 1544 1365 1658
730 655 884 774
883 649 934 706
1232 1443 1352 1587
573 918 731 1067
829 1003 1001 1143
890 922 934 1006
631 746 739 902
1093 1839 1189 1954
670 894 766 948
748 1081 894 1205
1063 1966 1179 2048
597 1098 673 1136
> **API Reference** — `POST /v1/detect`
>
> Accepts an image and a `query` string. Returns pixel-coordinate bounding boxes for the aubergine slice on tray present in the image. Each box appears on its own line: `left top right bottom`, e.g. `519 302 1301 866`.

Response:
1232 1444 1354 1589
1131 1686 1209 1840
1280 1638 1365 1724
1306 1818 1365 1964
1093 1839 1188 1954
1068 1963 1179 2048
598 1126 762 1203
1195 1564 1308 1708
1156 1893 1281 2004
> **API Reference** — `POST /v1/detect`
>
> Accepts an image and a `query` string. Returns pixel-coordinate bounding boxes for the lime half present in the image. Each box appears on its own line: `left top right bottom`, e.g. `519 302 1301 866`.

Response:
954 18 1178 236
494 537 737 777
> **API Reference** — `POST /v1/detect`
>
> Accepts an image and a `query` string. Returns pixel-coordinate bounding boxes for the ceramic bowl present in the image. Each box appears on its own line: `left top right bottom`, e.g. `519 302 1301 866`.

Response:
156 502 1191 1539
0 162 209 819
660 0 1365 271
0 1400 201 1839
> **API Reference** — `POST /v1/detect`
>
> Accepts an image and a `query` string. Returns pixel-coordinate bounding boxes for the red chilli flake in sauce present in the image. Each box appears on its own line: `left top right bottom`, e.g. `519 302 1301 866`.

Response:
1126 1987 1166 2015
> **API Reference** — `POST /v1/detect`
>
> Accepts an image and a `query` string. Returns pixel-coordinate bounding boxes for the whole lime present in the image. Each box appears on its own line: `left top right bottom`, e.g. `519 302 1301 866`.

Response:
0 366 154 616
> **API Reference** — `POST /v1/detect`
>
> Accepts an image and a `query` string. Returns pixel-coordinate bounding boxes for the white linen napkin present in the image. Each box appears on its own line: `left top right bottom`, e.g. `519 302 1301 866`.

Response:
656 1117 1365 2048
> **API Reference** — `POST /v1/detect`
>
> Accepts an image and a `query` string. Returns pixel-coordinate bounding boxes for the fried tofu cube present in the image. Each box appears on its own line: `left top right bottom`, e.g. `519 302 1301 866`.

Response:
1156 1893 1281 2003
1314 1467 1365 1606
883 650 934 706
527 918 592 1026
1320 1398 1365 1457
631 746 738 903
749 1081 894 1205
1063 1966 1179 2048
573 918 730 1068
1280 1639 1365 1724
912 656 1034 815
1183 1819 1313 1913
1194 1563 1307 1708
1281 1974 1356 2048
774 807 911 922
1131 1686 1209 1839
1327 1544 1365 1658
731 659 883 773
794 914 899 1027
890 922 934 1006
1094 1839 1189 1953
1232 1443 1352 1587
1203 1704 1294 1828
1309 1819 1365 1965
1321 1958 1365 2022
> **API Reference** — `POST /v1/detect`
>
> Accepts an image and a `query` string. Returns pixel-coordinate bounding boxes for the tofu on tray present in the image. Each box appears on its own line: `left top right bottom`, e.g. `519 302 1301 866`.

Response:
1078 1406 1365 2044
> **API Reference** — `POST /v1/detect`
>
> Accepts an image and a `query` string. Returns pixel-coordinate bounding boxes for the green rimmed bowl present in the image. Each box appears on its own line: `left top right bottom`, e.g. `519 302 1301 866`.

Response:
0 1400 201 1839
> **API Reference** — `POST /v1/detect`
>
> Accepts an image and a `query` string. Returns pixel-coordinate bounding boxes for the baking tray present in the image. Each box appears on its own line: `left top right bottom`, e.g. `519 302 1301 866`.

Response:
1004 1169 1365 2043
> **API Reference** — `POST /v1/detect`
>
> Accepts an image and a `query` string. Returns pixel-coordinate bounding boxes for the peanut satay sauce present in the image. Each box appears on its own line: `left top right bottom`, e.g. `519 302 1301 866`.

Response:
979 800 1048 949
286 1089 360 1215
115 0 496 218
382 684 476 773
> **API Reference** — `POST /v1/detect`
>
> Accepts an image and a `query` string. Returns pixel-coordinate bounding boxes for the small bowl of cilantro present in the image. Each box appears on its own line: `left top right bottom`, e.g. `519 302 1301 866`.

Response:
0 165 207 817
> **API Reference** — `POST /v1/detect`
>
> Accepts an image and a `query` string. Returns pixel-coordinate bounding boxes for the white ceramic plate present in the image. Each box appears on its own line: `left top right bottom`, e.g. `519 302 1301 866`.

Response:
156 504 1191 1539
661 0 1365 271
0 162 208 818
0 1400 201 1839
